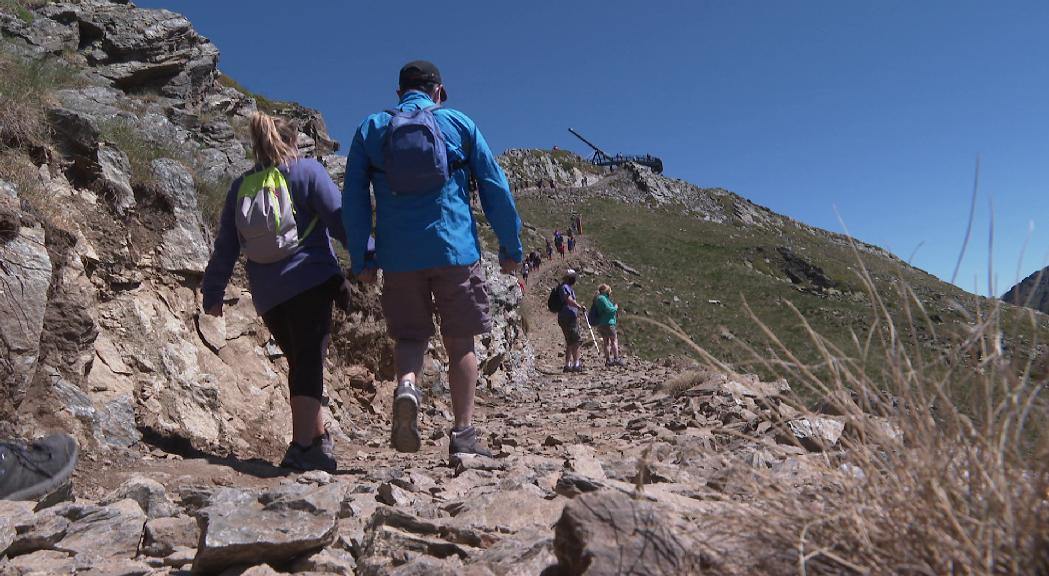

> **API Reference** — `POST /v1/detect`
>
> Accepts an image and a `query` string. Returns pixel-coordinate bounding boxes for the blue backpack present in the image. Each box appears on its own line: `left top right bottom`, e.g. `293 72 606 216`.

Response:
382 105 468 195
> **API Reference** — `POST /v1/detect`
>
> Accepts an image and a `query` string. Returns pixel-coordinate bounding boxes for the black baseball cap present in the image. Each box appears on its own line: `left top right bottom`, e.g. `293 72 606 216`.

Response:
398 60 447 102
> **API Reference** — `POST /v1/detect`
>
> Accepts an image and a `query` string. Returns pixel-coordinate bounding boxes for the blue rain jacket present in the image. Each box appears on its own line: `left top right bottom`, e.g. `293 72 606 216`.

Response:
343 91 523 275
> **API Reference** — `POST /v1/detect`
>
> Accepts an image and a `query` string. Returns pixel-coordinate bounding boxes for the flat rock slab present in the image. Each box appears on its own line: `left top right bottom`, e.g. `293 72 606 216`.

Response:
552 490 716 575
0 501 35 558
0 549 75 575
5 499 146 561
191 483 344 574
447 486 563 533
55 499 147 560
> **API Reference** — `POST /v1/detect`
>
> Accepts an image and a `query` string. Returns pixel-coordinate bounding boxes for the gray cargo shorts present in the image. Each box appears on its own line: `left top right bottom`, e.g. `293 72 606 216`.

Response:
380 261 492 341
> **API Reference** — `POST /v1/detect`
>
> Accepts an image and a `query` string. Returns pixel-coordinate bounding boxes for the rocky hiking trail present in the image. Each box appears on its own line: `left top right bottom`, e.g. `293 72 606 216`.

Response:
3 242 857 575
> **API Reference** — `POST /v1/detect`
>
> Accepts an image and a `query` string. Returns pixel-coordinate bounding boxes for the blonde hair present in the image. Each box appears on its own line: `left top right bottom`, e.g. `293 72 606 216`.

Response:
249 112 298 168
598 284 611 295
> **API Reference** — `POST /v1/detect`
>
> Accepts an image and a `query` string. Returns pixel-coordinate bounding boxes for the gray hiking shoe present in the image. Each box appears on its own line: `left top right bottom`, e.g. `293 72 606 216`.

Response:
0 434 79 501
391 380 422 453
448 426 493 459
280 434 337 473
317 430 335 460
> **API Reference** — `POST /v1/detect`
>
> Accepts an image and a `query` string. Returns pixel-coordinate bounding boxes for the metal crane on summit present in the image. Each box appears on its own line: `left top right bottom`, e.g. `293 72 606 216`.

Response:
567 128 663 174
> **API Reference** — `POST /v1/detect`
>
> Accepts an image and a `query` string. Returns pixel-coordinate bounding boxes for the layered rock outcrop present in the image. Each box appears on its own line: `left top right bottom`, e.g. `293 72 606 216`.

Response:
0 0 529 456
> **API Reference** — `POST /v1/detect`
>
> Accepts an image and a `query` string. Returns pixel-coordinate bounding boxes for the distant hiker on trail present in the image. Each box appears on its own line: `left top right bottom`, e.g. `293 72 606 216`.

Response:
588 284 623 367
522 261 530 284
548 269 586 373
575 214 583 235
582 176 589 187
554 231 565 260
567 235 576 254
546 239 553 260
203 112 349 473
343 60 522 462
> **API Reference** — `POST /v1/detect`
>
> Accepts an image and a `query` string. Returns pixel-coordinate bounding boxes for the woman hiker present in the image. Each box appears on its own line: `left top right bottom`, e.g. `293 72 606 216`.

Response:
590 284 623 367
202 112 349 472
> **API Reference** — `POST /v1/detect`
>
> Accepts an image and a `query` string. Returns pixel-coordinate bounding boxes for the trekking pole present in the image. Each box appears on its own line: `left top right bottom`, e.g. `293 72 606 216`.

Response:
582 311 601 353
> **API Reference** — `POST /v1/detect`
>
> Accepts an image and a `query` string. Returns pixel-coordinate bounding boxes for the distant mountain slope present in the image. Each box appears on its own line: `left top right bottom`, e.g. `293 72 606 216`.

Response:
500 150 1049 386
1003 266 1049 317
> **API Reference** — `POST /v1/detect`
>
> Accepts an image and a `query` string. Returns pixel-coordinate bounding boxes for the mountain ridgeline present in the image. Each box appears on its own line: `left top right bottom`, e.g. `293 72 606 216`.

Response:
1003 266 1049 315
499 149 1049 387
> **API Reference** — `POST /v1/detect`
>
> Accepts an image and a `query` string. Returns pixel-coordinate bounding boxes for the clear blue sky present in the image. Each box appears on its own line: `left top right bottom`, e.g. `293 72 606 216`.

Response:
139 0 1049 296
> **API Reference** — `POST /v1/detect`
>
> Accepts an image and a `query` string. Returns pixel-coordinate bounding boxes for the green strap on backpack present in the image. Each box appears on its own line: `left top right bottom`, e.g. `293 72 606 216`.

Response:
234 166 319 264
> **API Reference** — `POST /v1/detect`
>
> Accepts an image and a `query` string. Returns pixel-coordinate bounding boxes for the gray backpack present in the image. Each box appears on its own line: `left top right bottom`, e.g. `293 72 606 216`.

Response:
379 105 470 195
234 166 317 264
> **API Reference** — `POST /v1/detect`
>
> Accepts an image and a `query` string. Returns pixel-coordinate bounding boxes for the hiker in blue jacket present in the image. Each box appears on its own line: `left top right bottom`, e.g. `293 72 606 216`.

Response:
343 61 522 461
202 112 348 472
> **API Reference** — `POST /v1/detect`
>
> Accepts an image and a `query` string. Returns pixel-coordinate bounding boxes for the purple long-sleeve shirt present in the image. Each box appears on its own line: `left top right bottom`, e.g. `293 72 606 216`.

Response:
202 158 347 316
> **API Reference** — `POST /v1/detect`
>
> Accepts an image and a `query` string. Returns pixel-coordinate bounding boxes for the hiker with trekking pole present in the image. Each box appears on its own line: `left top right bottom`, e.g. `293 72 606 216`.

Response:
548 269 588 373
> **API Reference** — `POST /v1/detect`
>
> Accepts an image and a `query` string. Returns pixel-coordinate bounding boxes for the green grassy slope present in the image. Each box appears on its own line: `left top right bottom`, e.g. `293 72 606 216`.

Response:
512 172 1049 394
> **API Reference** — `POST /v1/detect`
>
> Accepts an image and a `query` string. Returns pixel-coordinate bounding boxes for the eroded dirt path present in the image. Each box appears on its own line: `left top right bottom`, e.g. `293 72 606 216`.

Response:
55 230 702 574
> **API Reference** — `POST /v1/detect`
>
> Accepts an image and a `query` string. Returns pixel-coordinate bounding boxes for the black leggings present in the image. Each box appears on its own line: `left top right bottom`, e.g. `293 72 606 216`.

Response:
261 276 340 400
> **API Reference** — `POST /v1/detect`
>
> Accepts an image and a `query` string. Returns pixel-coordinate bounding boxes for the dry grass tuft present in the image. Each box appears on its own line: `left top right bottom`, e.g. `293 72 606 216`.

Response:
636 241 1049 574
662 368 720 397
0 44 82 150
0 150 76 235
95 117 231 228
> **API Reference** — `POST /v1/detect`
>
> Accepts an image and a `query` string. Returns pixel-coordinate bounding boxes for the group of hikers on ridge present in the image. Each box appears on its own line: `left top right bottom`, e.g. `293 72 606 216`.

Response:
548 270 623 372
553 228 576 260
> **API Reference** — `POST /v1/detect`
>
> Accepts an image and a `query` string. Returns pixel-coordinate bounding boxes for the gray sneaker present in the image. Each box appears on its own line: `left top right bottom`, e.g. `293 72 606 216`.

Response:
0 434 79 501
280 436 337 472
391 380 422 453
448 426 493 458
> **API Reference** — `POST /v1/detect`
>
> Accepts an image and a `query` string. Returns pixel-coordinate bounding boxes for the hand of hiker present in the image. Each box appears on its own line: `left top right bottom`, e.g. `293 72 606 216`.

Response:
357 268 377 284
205 303 223 317
499 258 518 275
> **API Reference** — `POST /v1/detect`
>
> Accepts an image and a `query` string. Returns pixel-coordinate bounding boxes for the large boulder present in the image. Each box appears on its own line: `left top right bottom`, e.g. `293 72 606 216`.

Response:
95 143 135 216
45 2 219 103
0 181 52 418
4 499 147 562
0 7 79 54
477 254 533 390
150 159 208 274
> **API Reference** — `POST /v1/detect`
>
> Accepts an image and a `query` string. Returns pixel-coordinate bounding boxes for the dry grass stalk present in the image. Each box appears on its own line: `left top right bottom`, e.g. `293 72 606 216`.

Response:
635 238 1049 574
